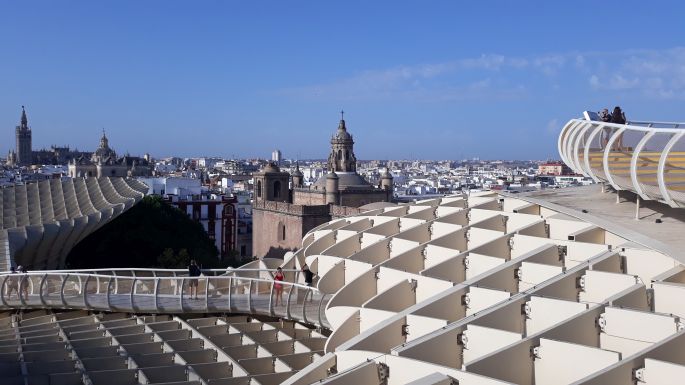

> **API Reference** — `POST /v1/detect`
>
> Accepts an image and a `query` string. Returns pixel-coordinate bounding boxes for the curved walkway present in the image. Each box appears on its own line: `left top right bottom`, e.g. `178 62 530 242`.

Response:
558 118 685 207
0 270 332 329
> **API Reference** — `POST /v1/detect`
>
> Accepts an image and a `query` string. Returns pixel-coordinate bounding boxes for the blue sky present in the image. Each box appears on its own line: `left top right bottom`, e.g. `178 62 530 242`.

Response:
1 1 684 160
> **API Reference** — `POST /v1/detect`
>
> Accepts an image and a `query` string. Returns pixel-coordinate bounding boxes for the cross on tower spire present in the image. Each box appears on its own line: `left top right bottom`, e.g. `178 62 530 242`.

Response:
340 109 344 120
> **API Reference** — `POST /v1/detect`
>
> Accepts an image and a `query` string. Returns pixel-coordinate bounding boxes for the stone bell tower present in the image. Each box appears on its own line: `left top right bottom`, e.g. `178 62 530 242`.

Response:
15 106 32 166
327 110 357 173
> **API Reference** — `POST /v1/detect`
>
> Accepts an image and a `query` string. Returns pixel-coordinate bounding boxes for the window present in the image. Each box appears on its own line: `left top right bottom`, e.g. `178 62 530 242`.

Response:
277 221 286 241
256 180 262 198
240 245 247 256
273 180 281 199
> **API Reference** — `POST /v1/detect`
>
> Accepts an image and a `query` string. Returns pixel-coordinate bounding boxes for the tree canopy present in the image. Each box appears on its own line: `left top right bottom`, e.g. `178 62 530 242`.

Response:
65 195 225 269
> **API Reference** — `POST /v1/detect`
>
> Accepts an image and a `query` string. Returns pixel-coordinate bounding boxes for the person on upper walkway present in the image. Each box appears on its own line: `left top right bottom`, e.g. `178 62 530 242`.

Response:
611 106 626 125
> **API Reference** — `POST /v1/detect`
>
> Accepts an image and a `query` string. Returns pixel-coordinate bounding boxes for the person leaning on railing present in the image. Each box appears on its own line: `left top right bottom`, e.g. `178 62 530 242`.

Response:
611 106 627 151
302 263 315 303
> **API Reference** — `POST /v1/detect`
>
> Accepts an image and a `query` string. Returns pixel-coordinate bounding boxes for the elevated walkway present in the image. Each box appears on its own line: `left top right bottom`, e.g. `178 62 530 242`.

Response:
559 118 685 207
0 269 331 330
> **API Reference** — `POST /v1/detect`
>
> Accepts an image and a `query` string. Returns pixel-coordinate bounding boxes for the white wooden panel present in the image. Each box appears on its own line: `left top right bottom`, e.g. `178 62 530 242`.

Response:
399 218 426 232
534 338 620 385
469 228 505 249
435 206 462 219
405 314 448 342
600 307 677 356
466 254 505 280
579 271 638 304
466 287 511 316
519 262 563 291
462 325 521 364
360 233 385 249
336 230 360 242
653 282 685 318
644 358 685 385
526 296 587 335
359 308 396 333
431 222 462 239
390 238 420 258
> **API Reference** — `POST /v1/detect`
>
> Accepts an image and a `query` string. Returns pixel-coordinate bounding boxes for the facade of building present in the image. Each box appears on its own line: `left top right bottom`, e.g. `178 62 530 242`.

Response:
538 161 572 176
271 149 282 165
68 131 152 178
252 115 394 258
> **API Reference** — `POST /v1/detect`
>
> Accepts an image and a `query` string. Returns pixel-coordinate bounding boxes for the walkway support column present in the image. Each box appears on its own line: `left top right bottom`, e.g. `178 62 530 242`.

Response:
636 196 641 220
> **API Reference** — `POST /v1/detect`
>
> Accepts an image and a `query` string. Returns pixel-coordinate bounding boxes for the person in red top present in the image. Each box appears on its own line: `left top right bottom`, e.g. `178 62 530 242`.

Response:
272 267 284 306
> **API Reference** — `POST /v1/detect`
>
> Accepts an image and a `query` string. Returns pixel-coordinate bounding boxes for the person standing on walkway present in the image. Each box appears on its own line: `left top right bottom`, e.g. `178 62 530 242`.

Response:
272 267 284 306
188 260 201 300
5 267 18 300
302 263 315 303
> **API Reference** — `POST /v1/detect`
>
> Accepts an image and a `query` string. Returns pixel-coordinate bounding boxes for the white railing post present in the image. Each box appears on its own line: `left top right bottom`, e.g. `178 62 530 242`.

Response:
83 275 91 309
658 132 685 207
603 127 626 190
204 277 209 312
268 281 275 316
583 124 604 182
179 278 185 311
247 280 254 312
227 278 232 311
39 274 47 306
0 275 8 307
286 284 295 320
318 293 325 327
302 288 309 324
60 274 69 307
630 131 655 200
130 278 137 311
153 278 160 312
106 277 113 309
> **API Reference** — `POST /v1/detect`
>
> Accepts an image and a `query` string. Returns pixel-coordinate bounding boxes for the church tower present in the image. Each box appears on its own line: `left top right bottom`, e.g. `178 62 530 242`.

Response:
253 161 290 204
327 111 357 173
15 106 32 166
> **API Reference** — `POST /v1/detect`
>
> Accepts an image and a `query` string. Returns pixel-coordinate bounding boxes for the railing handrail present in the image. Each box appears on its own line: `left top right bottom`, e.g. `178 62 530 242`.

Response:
0 271 318 291
571 118 684 133
0 268 300 274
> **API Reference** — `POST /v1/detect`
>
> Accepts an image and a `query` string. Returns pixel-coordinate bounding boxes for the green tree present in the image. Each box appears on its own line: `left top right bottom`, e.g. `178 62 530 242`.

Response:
66 196 226 269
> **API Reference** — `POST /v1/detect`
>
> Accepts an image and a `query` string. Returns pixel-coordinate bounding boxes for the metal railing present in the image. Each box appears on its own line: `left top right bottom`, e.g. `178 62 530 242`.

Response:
558 118 685 207
0 271 331 329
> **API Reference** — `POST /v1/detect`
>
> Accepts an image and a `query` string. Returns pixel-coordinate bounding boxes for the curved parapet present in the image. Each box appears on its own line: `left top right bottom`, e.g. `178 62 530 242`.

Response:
558 118 685 207
0 177 148 270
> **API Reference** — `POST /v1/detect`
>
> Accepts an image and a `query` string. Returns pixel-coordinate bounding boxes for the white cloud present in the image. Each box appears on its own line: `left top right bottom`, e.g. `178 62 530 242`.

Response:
278 47 685 102
586 47 685 98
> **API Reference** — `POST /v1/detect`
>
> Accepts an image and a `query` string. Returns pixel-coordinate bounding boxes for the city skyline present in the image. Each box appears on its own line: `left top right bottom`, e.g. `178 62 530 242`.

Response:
2 1 684 160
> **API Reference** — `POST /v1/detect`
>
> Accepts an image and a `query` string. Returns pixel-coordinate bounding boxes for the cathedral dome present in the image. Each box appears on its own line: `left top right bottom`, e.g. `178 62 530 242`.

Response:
93 130 116 160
